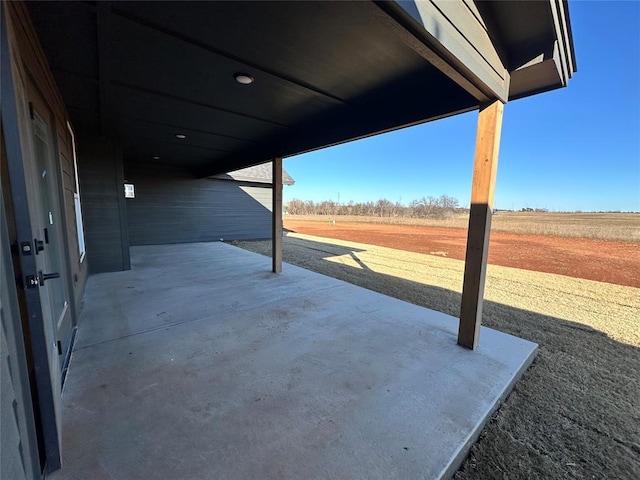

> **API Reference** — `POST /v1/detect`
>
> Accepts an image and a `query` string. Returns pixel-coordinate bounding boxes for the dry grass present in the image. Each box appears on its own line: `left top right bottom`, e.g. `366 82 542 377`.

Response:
288 214 472 229
234 233 640 479
287 212 640 242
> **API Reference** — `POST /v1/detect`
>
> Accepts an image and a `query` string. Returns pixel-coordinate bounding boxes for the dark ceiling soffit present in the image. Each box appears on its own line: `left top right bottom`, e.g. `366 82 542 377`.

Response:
109 4 352 108
97 3 111 134
70 1 353 108
194 104 478 178
50 2 353 144
51 67 292 141
373 1 498 104
117 116 266 145
51 67 99 84
120 135 233 154
112 80 294 130
504 1 576 100
481 0 576 100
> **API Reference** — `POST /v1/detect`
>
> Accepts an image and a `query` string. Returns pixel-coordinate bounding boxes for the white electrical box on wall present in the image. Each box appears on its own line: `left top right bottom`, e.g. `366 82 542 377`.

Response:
124 183 135 198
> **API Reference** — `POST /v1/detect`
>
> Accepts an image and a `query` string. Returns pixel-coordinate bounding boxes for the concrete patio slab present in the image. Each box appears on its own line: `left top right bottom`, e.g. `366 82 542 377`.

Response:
52 242 537 480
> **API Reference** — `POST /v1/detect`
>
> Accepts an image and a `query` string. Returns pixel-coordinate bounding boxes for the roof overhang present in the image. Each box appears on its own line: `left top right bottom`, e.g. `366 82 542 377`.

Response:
25 1 575 177
385 1 576 102
211 163 295 186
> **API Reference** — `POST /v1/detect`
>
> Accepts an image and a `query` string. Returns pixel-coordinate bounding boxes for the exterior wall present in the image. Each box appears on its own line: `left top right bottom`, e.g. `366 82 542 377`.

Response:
0 329 28 480
56 128 88 314
125 165 273 246
1 186 40 480
1 2 91 473
5 1 88 317
77 137 131 273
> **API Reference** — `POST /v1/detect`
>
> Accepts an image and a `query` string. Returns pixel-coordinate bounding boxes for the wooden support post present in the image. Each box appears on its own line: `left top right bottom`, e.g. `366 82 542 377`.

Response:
272 157 283 273
458 100 504 349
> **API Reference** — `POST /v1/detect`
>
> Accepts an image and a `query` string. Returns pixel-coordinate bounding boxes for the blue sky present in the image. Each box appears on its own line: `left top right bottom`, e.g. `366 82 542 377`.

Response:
283 1 640 212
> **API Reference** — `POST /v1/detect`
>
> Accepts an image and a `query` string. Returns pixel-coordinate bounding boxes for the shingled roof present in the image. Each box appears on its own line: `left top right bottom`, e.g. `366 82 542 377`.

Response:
211 161 294 185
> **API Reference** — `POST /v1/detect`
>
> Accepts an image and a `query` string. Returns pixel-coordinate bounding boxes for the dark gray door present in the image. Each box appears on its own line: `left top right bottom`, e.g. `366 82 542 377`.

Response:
1 12 63 470
28 101 73 370
22 87 74 455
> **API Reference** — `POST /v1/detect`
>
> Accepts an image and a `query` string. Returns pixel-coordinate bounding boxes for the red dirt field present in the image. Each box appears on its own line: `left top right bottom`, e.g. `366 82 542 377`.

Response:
284 220 640 288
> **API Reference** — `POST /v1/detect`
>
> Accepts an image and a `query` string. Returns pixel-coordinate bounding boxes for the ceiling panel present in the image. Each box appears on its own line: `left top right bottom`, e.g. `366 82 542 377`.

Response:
117 118 257 154
28 2 99 78
66 107 101 135
112 1 427 101
109 13 345 128
477 1 556 70
52 72 100 113
121 138 223 171
111 84 290 142
27 1 478 174
208 64 477 176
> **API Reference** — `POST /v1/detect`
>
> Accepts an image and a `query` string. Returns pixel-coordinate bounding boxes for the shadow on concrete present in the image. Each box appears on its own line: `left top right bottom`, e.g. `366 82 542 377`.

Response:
242 234 640 479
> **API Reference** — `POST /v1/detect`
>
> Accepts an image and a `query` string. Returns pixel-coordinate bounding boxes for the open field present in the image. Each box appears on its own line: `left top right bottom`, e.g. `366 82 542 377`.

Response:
285 219 640 288
286 212 640 242
233 234 640 479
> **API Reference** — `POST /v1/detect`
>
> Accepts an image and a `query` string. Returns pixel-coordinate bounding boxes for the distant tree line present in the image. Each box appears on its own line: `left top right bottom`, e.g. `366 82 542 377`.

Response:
285 195 462 219
520 207 549 212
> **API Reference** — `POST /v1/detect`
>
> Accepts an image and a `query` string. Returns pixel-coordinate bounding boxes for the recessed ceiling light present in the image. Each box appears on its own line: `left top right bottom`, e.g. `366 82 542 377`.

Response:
175 133 187 139
153 156 160 160
234 73 254 85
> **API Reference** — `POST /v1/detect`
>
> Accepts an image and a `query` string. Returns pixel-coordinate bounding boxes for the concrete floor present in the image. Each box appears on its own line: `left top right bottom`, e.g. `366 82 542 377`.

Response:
52 242 537 480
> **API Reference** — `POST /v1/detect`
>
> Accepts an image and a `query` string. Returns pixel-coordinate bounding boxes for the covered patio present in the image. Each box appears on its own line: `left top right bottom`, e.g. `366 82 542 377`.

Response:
52 242 536 479
1 2 575 478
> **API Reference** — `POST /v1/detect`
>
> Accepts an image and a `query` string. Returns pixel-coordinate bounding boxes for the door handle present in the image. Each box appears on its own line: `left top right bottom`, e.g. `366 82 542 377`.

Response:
38 270 60 286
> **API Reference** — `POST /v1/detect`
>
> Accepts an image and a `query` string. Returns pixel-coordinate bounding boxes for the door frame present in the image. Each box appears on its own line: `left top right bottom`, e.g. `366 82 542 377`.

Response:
1 8 62 473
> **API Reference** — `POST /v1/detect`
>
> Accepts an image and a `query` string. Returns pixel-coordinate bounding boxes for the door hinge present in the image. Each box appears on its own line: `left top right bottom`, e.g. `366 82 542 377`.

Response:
57 341 62 356
29 101 34 120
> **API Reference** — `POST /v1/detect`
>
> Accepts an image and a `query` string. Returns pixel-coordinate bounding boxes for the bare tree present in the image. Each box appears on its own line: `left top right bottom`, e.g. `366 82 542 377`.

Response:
285 194 461 218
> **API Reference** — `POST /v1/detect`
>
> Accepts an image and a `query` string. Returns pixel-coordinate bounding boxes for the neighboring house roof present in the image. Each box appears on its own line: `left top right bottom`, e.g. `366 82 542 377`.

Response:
211 162 295 186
